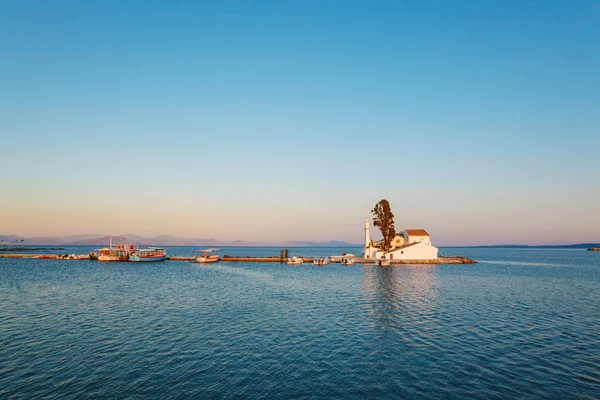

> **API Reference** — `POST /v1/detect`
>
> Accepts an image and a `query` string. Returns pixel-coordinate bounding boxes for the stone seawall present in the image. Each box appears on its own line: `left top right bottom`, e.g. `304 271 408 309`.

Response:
390 256 476 264
1 254 477 264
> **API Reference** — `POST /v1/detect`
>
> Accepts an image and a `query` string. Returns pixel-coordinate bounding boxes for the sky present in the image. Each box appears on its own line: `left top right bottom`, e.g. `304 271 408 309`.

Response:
1 0 599 245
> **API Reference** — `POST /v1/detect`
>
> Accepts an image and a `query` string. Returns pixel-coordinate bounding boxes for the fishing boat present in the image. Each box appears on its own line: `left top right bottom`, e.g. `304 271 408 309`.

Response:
97 245 129 262
97 236 130 262
129 247 167 262
195 248 220 263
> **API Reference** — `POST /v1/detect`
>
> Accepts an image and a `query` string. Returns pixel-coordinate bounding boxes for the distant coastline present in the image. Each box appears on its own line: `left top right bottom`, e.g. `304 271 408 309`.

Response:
0 234 360 248
444 243 600 249
1 234 598 250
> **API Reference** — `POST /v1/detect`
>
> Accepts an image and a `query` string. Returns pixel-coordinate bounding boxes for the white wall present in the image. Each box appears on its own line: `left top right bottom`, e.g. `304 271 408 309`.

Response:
407 235 431 245
385 241 438 260
366 236 438 261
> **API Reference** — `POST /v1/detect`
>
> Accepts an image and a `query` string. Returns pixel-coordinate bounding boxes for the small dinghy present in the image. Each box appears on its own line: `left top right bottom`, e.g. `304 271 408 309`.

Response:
287 256 304 265
313 257 328 266
341 257 355 265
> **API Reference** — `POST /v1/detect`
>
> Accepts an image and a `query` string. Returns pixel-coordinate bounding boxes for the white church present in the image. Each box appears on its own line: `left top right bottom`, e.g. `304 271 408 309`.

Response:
363 219 439 261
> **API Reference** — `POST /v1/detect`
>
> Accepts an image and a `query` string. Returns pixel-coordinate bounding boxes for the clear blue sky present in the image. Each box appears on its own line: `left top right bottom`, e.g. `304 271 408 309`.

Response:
1 0 599 245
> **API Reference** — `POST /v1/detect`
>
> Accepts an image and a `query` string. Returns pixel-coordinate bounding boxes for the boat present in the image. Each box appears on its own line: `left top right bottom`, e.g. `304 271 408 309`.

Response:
287 256 304 265
96 235 132 262
195 248 220 263
329 253 355 263
97 245 130 262
377 259 391 266
313 257 328 266
89 251 99 260
129 247 166 262
96 236 129 262
341 256 355 265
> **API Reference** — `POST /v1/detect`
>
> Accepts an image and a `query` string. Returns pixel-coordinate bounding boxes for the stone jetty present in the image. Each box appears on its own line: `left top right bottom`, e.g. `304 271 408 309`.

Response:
1 253 476 264
165 255 477 264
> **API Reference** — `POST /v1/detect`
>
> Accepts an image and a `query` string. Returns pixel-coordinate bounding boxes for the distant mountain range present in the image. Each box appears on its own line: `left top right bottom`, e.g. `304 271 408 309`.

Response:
0 234 360 247
1 234 598 248
280 240 361 247
0 234 106 245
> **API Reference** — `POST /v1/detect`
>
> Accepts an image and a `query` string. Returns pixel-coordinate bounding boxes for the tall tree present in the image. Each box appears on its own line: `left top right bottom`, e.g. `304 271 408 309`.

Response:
371 199 396 252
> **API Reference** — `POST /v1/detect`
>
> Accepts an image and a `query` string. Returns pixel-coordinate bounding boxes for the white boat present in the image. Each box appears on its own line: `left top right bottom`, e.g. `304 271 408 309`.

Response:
98 246 130 262
378 259 391 266
97 235 130 262
313 257 328 266
195 248 220 263
287 256 304 265
329 254 355 263
341 257 355 265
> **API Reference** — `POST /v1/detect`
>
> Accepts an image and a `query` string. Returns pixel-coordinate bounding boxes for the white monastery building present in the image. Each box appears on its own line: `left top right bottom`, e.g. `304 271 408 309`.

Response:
363 219 439 261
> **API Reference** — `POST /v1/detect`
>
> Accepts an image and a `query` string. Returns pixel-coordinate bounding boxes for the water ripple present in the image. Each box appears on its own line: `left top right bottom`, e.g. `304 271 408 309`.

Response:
1 249 600 399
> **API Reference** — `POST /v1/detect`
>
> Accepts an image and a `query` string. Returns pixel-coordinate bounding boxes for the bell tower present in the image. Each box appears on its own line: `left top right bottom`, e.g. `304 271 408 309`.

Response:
364 218 371 259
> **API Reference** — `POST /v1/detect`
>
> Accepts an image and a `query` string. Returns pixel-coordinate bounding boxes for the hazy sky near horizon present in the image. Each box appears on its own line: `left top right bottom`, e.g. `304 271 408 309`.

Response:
1 1 599 245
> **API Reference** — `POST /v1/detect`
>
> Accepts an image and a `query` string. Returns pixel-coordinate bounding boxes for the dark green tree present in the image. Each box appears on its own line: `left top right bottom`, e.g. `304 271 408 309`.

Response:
371 199 396 252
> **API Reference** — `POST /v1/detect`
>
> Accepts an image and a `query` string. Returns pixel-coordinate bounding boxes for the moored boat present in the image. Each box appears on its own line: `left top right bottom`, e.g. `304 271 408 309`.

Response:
329 253 355 263
313 257 328 266
287 256 304 265
195 248 220 263
129 247 166 262
97 244 130 262
96 235 131 262
98 246 129 262
341 256 355 265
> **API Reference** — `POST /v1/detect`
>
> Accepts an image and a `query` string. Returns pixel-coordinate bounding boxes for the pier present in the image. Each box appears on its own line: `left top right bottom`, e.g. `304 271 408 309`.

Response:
0 253 476 264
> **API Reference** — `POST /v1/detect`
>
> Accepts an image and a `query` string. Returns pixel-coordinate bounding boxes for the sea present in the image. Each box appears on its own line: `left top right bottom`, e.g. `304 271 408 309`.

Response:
1 246 599 399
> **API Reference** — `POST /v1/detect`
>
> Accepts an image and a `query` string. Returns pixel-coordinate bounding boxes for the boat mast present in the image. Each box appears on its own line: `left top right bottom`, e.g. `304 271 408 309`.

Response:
110 234 112 249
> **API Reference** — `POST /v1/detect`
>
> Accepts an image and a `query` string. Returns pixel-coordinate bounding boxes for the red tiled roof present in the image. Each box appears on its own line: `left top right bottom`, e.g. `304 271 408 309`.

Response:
405 229 429 236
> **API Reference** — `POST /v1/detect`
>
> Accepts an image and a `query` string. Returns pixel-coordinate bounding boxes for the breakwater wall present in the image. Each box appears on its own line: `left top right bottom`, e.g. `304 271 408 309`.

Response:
1 253 476 264
167 256 300 262
126 255 477 264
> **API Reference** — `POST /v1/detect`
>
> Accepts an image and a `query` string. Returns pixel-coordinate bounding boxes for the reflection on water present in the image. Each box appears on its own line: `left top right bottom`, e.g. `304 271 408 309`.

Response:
363 265 439 337
478 260 568 267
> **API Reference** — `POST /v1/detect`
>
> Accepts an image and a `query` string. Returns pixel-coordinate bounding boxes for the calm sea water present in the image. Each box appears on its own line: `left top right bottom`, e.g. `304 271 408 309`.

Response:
1 247 599 399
